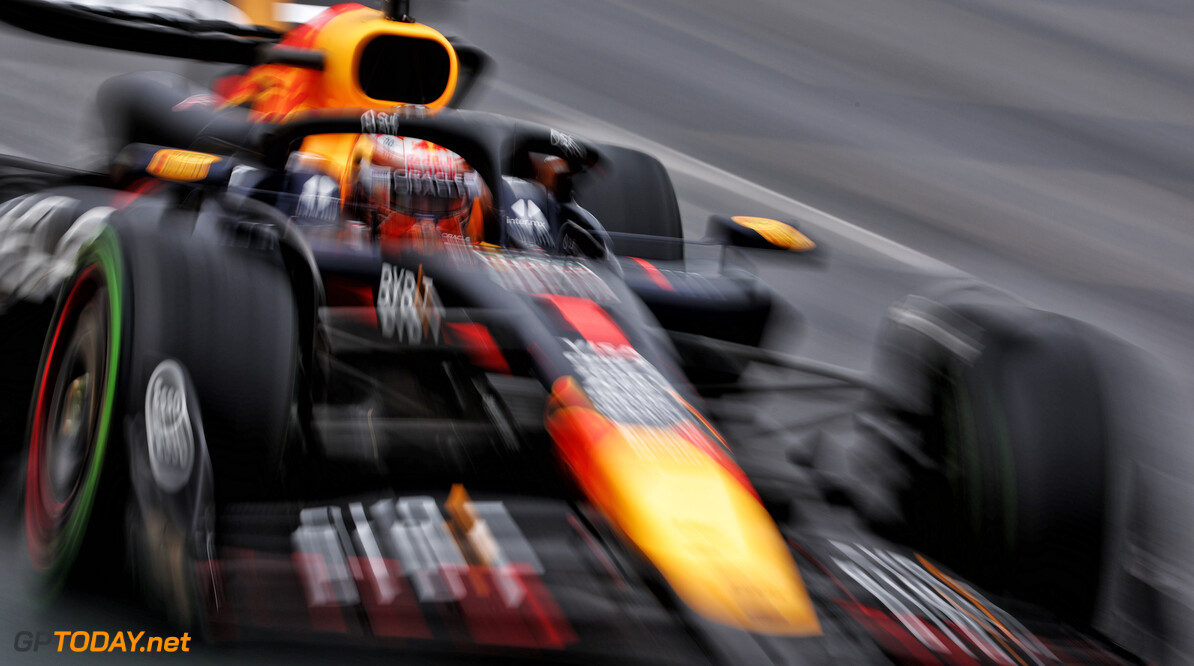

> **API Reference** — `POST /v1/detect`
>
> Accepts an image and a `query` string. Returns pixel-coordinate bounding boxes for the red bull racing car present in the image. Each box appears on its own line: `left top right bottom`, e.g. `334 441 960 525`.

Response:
0 1 1150 663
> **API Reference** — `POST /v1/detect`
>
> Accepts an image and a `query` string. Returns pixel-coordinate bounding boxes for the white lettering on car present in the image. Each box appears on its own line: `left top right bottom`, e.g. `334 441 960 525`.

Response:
477 252 618 303
505 198 552 248
360 109 401 135
549 129 584 160
561 339 688 428
377 264 443 343
296 175 338 221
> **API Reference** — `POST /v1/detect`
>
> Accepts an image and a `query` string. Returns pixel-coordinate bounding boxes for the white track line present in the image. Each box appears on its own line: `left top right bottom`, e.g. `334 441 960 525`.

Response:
492 82 957 274
0 142 36 161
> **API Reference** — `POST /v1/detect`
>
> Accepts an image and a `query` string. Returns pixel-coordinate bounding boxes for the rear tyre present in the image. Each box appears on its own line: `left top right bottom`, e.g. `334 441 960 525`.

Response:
864 286 1110 623
573 144 684 261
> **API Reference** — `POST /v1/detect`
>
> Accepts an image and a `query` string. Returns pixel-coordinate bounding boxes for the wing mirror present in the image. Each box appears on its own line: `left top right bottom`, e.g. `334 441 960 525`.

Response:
706 215 818 254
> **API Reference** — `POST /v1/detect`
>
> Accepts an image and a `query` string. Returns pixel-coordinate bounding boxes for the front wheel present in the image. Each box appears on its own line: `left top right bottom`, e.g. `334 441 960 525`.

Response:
24 228 125 591
863 286 1112 624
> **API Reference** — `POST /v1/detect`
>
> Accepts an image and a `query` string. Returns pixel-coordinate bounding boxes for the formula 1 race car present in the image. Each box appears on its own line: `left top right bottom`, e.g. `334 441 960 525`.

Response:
0 1 1146 664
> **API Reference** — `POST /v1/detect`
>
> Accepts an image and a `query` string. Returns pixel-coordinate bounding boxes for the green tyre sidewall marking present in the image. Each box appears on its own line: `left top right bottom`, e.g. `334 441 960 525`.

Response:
983 385 1018 550
42 226 124 594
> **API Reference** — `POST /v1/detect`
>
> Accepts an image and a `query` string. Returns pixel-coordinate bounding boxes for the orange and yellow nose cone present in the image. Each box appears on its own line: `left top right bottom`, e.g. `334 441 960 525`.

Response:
547 378 821 636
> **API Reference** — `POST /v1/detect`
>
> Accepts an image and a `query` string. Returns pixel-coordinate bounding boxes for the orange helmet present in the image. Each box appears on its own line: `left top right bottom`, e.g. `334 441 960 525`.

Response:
350 135 484 242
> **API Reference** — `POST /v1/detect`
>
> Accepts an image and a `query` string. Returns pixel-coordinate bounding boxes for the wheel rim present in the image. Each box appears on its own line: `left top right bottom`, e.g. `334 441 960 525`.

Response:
25 230 124 585
43 297 103 508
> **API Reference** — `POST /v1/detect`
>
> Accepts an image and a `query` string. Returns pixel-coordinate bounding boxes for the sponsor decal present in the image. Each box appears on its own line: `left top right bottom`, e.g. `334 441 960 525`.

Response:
731 216 816 252
146 149 221 182
376 264 443 342
439 232 473 246
145 360 195 493
371 134 403 163
360 109 401 135
396 104 431 121
557 233 584 258
393 141 472 200
505 198 552 248
477 252 618 303
561 339 688 428
549 129 584 160
296 174 339 221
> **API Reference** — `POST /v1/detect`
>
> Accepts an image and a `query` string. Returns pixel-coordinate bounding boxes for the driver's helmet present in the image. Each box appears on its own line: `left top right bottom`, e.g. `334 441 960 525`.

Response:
350 135 484 242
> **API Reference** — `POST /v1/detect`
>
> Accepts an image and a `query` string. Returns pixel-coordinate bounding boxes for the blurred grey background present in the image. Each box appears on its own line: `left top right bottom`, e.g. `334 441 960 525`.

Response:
0 0 1191 662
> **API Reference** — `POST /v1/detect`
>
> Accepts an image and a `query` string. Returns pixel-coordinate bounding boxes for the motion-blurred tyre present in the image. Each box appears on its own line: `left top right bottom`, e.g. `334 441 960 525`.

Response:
24 204 304 600
865 283 1110 623
24 227 126 592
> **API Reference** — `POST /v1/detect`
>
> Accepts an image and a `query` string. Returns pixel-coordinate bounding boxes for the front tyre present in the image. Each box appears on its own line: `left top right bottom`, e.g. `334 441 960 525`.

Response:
864 286 1111 624
24 228 125 591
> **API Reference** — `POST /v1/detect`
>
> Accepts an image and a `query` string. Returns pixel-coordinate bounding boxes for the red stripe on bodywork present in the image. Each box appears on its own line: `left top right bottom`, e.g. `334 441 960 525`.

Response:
538 294 629 346
292 552 350 634
630 257 675 291
516 563 577 648
325 275 375 309
445 323 510 374
113 178 161 210
348 556 432 639
836 600 943 664
457 567 537 648
671 420 759 501
457 564 575 649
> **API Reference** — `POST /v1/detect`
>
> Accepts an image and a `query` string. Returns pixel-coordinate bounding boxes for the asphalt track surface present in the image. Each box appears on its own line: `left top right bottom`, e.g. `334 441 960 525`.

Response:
1 0 1193 663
